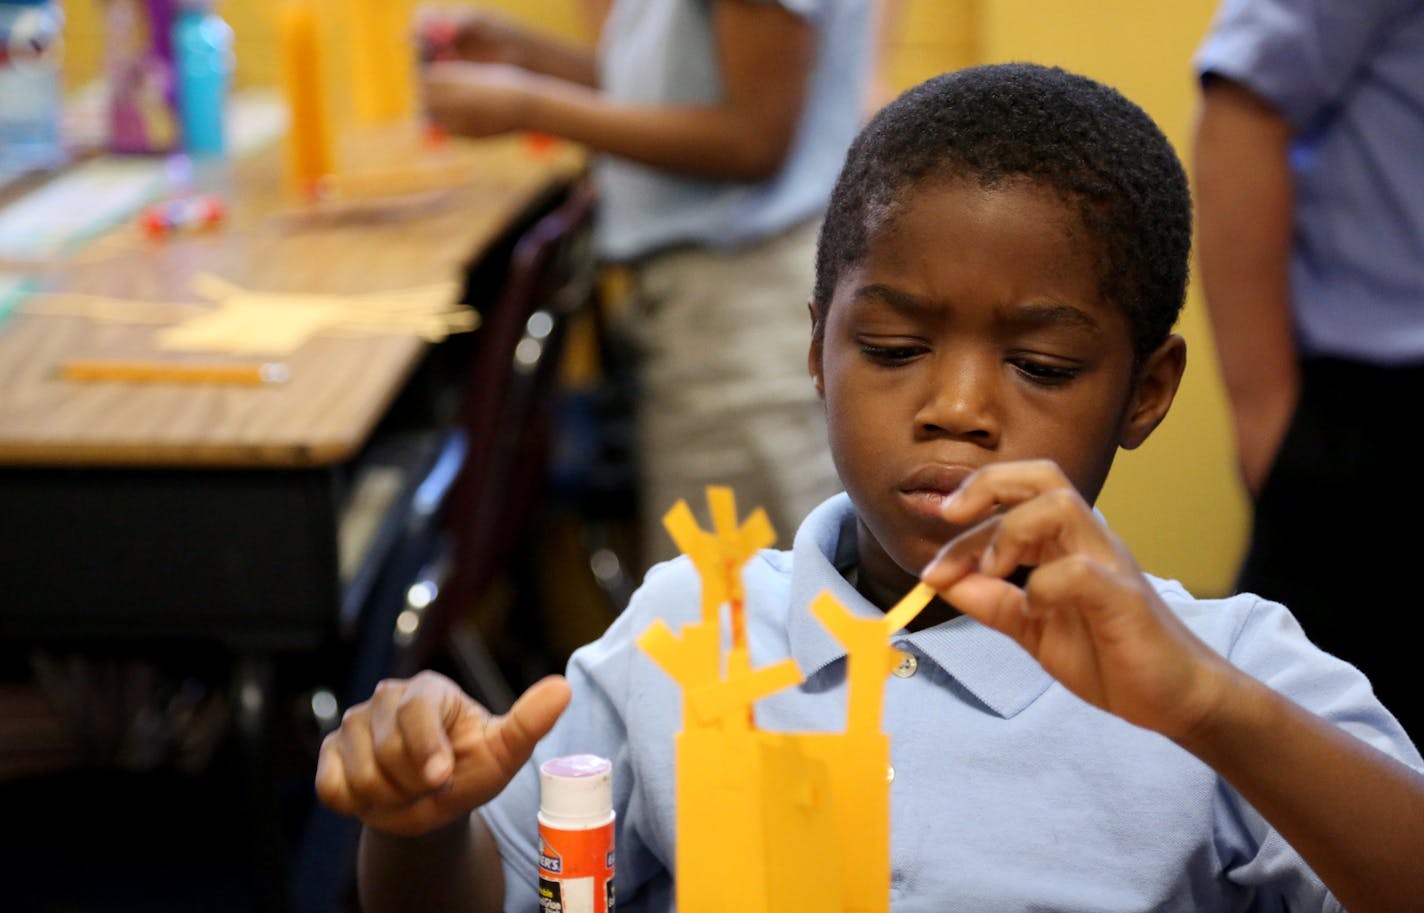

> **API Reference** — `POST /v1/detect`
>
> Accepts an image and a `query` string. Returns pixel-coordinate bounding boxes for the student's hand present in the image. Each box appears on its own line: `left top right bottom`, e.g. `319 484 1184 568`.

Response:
422 62 538 139
1233 383 1297 498
414 6 532 67
315 671 571 837
920 460 1239 742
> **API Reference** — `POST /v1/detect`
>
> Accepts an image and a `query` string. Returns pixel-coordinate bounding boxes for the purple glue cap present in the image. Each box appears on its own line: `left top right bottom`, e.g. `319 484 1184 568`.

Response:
539 754 612 823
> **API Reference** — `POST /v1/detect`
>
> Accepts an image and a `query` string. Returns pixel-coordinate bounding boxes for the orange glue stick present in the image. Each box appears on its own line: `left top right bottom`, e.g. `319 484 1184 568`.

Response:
538 754 615 913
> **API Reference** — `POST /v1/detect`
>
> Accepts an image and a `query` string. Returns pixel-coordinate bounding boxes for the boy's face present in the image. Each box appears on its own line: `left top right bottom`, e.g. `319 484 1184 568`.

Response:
810 177 1182 600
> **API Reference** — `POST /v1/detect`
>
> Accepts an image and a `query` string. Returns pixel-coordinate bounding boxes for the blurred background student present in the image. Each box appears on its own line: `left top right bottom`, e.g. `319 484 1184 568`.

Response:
1193 0 1424 737
420 0 878 572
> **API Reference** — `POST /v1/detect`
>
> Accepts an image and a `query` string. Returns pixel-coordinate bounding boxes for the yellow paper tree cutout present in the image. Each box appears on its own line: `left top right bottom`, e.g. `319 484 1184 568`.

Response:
636 486 935 913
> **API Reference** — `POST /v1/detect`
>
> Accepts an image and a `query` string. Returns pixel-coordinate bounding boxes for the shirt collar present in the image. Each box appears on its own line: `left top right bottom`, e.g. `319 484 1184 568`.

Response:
787 493 1053 719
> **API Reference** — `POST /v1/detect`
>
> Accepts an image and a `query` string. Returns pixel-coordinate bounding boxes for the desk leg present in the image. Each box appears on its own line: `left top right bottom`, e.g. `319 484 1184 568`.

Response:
233 653 292 913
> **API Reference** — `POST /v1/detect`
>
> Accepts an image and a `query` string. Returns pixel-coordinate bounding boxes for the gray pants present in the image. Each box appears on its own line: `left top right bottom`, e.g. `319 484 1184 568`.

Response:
618 219 841 569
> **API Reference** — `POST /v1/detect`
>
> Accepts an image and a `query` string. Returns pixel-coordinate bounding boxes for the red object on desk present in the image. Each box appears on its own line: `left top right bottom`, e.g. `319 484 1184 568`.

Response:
524 132 557 157
139 194 227 239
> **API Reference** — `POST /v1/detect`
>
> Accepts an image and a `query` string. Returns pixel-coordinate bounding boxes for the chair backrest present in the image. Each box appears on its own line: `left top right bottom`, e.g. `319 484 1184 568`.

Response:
396 179 599 683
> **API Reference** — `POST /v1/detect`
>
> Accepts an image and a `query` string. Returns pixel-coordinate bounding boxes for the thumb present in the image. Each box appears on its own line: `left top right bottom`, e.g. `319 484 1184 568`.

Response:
482 675 572 775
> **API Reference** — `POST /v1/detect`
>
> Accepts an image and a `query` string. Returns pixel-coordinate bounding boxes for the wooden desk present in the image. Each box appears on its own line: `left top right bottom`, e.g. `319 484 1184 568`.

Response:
0 128 585 913
0 130 583 468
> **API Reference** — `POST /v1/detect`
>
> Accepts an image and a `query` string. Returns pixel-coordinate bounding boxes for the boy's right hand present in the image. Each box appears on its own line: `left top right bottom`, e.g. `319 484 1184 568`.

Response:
315 671 571 837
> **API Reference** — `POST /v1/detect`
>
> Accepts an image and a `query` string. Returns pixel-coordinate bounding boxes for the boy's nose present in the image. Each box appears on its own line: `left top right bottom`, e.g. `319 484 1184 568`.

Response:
913 357 1001 445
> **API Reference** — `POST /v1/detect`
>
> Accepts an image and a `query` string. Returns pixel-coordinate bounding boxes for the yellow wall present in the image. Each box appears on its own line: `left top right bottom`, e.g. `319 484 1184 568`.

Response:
881 0 980 91
967 0 1246 595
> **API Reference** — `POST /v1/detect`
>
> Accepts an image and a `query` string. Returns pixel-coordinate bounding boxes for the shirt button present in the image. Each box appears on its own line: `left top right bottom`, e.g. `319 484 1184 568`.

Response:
891 650 918 678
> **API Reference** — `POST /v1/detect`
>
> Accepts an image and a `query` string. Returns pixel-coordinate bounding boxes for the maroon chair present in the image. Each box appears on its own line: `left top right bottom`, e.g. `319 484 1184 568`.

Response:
391 180 600 709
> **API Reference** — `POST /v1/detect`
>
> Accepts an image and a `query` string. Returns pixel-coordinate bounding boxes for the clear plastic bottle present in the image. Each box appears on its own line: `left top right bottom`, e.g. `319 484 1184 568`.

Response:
0 0 66 179
172 0 231 157
538 754 616 913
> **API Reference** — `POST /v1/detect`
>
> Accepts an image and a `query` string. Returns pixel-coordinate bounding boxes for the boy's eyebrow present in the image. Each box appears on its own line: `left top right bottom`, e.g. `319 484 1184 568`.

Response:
852 284 1104 334
851 284 940 315
999 301 1104 335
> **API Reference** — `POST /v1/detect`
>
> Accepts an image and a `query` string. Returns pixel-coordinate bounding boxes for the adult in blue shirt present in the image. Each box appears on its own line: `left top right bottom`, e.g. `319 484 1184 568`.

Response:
422 0 874 568
1194 0 1424 737
320 64 1424 912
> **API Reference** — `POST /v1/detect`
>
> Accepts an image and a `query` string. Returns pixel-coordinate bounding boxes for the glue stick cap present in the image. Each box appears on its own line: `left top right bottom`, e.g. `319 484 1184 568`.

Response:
538 754 613 828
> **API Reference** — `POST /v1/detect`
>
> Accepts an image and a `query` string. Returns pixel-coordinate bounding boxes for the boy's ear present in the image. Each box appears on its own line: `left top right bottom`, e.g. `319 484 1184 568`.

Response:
807 297 825 397
1118 333 1186 450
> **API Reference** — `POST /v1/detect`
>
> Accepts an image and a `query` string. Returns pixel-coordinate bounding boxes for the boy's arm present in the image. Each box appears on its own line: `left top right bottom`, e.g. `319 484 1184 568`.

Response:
315 672 572 913
358 812 505 913
423 0 816 181
922 461 1424 913
1177 667 1424 913
1192 76 1298 497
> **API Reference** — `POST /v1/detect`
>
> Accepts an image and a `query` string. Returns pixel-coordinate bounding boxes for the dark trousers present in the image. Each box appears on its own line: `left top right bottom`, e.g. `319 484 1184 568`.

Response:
1238 357 1424 741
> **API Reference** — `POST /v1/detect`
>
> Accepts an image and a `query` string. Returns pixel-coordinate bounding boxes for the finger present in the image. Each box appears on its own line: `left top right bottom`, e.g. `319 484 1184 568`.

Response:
315 731 360 816
975 487 1119 579
940 459 1073 526
481 676 572 778
1018 555 1213 729
398 671 476 788
1024 553 1162 639
920 515 1001 590
334 708 415 812
936 572 1032 642
1021 555 1154 688
367 680 438 796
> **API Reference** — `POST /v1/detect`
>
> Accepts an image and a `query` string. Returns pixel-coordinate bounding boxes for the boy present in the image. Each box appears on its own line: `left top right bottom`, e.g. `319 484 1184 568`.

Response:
317 64 1424 912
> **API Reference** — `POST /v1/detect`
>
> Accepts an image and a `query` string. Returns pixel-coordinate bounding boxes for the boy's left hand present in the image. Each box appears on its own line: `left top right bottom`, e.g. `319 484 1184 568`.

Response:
921 460 1238 742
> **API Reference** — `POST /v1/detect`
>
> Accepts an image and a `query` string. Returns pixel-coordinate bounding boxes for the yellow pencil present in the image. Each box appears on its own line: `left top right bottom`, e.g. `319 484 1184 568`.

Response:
60 359 291 386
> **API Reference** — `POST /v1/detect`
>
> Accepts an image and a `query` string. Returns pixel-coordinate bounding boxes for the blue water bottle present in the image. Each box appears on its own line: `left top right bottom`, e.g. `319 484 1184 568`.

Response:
0 0 66 179
172 0 232 157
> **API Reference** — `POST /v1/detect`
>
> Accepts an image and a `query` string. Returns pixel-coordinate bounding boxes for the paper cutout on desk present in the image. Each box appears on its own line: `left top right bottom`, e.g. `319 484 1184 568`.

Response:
22 272 477 355
636 486 933 913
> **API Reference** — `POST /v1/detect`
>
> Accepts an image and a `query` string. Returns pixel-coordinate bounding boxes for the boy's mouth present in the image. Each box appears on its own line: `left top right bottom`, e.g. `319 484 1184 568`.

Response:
898 464 975 522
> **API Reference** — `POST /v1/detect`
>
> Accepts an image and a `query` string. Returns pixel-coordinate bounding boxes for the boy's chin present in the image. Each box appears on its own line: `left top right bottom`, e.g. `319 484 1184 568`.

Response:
880 543 940 591
854 564 921 611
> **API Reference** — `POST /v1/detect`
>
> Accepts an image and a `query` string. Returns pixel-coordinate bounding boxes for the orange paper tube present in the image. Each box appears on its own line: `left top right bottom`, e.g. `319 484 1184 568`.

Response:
279 0 335 200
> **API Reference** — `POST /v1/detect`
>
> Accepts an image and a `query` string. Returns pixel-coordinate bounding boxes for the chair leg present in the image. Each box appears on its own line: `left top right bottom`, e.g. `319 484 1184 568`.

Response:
445 623 516 714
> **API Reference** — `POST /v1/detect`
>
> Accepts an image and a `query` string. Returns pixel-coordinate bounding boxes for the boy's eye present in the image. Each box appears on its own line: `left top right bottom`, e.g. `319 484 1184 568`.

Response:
859 341 926 364
1010 356 1082 385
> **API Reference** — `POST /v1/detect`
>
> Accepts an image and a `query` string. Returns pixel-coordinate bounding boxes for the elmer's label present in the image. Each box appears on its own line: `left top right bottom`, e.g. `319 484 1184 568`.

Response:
537 822 615 913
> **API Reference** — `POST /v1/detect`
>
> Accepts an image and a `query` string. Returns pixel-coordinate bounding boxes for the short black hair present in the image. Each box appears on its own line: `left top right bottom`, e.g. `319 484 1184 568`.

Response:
813 63 1192 363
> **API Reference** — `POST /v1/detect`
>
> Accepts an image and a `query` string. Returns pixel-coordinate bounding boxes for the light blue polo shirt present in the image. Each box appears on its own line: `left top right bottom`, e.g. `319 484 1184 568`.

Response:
480 494 1421 912
592 0 872 261
1194 0 1424 364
